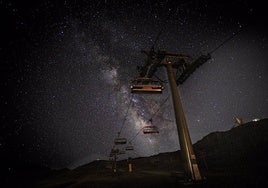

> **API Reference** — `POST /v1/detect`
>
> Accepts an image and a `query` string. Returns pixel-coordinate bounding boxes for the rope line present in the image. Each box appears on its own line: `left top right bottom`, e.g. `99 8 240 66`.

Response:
129 96 169 143
129 126 144 144
209 27 244 55
118 94 134 137
148 96 169 121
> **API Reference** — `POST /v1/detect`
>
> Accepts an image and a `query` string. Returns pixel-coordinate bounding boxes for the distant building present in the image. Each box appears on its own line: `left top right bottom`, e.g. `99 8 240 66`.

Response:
252 118 260 122
233 117 263 128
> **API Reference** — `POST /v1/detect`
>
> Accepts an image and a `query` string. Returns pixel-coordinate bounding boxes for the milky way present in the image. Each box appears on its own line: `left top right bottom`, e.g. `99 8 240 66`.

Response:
1 0 267 169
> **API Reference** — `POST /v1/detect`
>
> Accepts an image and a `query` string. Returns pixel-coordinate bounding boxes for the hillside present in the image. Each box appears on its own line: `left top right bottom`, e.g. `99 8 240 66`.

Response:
194 118 268 172
3 118 268 188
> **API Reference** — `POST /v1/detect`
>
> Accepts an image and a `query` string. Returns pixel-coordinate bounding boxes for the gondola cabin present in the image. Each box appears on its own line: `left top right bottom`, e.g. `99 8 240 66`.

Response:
130 77 164 93
143 126 159 134
114 138 127 145
125 145 134 151
118 150 126 155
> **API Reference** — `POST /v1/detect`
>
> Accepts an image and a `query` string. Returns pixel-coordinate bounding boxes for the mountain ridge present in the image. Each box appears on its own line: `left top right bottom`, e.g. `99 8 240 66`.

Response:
3 118 268 187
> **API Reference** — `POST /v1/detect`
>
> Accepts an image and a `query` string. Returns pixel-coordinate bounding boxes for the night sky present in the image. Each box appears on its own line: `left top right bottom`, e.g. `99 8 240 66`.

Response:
1 0 267 170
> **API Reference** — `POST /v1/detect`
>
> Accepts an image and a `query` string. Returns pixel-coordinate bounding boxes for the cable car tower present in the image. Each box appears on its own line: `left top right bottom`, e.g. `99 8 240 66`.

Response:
128 0 246 180
131 46 211 181
129 0 244 180
128 3 213 181
130 25 242 182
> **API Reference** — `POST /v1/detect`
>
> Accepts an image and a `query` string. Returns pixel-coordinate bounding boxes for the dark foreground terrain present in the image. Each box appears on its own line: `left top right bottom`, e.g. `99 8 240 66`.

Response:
2 118 268 188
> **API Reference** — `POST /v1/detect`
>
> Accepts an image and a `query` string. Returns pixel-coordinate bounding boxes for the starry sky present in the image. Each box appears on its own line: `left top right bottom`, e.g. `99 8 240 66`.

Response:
1 0 267 170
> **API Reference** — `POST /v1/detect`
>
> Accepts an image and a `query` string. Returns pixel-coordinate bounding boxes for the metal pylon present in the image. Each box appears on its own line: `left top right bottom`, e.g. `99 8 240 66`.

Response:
166 61 202 181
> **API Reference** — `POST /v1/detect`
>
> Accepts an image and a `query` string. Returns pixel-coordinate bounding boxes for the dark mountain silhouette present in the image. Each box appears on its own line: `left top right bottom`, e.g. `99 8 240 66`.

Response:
193 118 268 187
194 118 268 172
3 118 268 188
